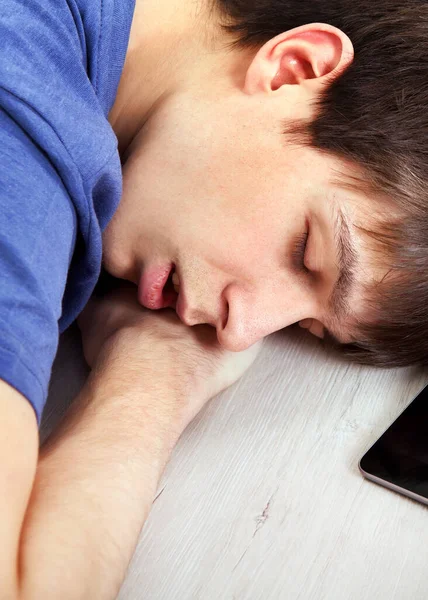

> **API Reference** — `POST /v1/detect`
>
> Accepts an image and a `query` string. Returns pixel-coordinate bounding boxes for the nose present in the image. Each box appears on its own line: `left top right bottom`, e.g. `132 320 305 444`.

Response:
216 282 316 352
176 295 223 330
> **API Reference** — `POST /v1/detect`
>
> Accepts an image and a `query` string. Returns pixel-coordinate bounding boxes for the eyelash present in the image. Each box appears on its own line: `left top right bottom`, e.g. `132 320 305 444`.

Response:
292 230 309 273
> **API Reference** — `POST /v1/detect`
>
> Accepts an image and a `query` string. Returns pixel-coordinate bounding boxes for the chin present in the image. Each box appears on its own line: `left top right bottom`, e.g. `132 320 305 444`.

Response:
102 246 135 283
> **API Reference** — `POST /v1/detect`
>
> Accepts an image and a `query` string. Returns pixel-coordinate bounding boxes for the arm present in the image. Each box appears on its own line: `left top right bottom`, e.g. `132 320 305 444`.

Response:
0 359 178 600
19 333 184 600
2 288 259 600
0 380 38 599
2 331 195 600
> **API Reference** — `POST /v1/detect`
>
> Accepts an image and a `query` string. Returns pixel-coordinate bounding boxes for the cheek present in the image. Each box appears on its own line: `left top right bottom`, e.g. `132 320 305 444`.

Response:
193 213 286 285
114 110 303 275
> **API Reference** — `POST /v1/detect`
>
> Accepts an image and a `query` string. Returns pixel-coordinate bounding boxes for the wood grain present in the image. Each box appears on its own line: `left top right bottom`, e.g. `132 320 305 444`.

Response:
43 325 428 600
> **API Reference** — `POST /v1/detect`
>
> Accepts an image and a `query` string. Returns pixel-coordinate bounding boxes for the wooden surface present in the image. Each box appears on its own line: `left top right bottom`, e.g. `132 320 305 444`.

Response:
42 325 428 600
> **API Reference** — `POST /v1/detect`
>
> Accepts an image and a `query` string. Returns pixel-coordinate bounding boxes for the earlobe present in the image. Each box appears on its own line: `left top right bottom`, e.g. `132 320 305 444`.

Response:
244 23 354 94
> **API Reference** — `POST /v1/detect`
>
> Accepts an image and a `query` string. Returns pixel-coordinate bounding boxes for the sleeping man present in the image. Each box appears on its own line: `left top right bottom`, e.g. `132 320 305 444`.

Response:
1 0 427 597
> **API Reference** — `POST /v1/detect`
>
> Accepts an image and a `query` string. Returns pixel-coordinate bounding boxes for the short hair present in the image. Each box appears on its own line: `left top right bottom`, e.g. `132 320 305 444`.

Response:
216 0 428 367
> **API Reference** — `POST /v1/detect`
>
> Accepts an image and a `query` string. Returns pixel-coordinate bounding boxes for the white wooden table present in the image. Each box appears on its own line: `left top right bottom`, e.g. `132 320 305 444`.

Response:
42 325 428 600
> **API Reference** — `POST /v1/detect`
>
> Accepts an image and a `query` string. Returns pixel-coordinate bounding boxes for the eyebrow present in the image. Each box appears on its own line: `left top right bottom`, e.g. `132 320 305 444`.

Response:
329 207 358 318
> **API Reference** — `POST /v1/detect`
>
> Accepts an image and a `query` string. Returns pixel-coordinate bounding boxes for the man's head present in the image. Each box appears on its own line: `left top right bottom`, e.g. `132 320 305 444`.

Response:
104 0 428 365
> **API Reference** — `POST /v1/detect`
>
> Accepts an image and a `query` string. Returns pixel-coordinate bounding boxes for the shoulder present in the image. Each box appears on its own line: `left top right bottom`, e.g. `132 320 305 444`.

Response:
1 0 87 75
0 0 118 179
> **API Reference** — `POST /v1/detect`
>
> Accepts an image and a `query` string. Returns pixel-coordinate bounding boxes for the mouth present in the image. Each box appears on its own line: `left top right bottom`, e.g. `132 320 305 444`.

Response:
138 263 180 310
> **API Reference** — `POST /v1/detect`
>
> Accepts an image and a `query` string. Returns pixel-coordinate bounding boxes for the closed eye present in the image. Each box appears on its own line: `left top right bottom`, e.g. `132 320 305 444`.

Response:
292 230 309 273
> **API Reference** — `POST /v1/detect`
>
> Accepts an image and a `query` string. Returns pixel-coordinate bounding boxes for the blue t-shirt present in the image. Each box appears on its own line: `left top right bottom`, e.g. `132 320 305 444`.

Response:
0 0 136 422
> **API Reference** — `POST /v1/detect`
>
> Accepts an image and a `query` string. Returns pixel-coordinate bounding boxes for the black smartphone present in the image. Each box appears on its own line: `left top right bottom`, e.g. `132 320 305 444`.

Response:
359 384 428 506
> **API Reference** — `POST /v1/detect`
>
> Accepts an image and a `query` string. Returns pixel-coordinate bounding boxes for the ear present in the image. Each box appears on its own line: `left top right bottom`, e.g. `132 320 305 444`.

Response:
244 23 354 94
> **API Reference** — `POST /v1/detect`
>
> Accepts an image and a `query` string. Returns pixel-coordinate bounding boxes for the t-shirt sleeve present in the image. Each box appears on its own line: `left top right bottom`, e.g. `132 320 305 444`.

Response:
0 108 76 423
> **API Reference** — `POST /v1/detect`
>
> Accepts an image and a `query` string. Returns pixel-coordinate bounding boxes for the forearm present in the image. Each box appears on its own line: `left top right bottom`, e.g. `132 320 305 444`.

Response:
19 334 184 600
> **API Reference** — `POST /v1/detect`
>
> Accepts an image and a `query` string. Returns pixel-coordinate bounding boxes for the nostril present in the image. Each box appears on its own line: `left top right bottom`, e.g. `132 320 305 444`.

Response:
177 307 200 327
221 300 229 331
217 334 253 352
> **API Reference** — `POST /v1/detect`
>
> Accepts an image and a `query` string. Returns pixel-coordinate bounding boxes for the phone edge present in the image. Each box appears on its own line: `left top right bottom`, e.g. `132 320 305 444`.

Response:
359 460 428 507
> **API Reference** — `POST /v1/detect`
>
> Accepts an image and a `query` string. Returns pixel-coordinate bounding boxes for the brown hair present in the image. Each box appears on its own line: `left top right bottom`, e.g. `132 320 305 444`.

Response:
216 0 428 367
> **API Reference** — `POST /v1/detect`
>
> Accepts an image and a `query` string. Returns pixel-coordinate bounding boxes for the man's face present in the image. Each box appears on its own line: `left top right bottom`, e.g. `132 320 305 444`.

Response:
103 88 376 351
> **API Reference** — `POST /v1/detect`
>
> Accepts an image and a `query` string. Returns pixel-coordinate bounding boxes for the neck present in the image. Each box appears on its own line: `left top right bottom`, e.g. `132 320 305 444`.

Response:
109 0 221 157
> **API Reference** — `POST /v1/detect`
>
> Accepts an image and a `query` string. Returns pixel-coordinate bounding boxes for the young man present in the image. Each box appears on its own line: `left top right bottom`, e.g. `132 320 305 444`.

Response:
1 0 427 596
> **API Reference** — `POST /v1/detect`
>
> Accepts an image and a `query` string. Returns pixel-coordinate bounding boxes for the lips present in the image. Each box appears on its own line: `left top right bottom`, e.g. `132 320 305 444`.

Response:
138 263 178 310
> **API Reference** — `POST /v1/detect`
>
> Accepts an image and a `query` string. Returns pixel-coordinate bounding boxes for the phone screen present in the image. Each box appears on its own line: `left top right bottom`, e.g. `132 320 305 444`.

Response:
359 384 428 505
